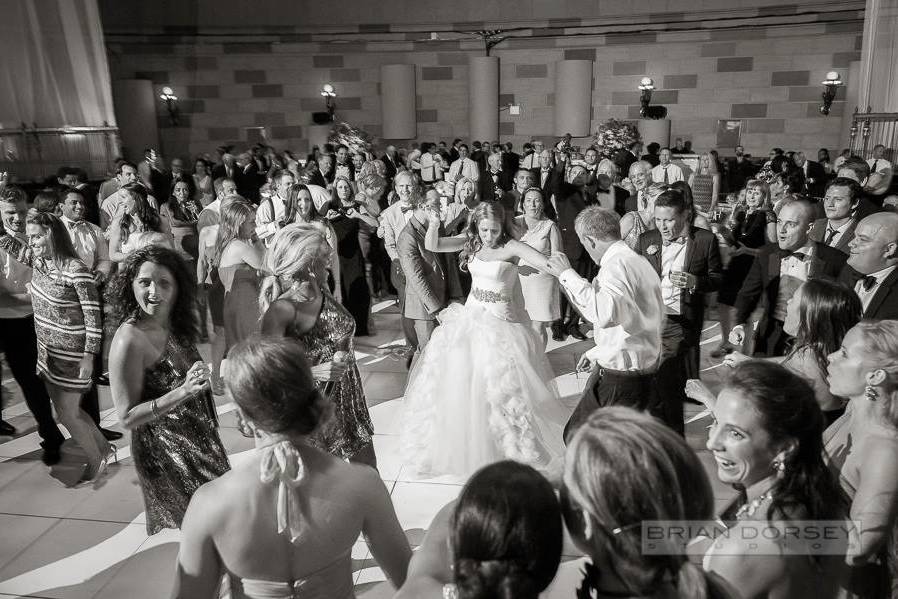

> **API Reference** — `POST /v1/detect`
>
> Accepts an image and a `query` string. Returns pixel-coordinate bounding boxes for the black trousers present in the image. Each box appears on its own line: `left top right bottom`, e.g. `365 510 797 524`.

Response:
564 366 658 444
0 315 65 449
554 252 592 329
653 316 700 436
390 259 419 350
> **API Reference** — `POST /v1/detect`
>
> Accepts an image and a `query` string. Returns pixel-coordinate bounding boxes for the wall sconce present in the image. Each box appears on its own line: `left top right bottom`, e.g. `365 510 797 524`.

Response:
638 77 667 119
819 71 843 115
499 103 523 115
320 83 337 121
159 86 179 126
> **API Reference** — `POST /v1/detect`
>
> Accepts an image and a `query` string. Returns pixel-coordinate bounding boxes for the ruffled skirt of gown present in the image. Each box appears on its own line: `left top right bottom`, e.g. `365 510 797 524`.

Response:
399 302 568 479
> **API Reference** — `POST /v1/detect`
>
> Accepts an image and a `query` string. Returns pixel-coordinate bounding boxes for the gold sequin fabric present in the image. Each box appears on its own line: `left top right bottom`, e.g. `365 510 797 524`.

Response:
287 289 373 460
131 336 230 535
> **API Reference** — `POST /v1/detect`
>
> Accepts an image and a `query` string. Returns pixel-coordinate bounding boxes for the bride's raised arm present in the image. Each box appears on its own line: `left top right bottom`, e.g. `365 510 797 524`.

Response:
507 239 551 272
424 213 466 253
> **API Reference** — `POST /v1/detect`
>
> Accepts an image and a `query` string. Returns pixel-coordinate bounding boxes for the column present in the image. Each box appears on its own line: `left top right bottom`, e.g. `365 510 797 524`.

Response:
858 0 898 112
637 119 671 149
469 56 499 140
381 64 417 139
554 60 593 137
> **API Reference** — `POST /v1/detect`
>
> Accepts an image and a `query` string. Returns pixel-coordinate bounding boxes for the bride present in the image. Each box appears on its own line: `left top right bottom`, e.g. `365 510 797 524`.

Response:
399 201 568 479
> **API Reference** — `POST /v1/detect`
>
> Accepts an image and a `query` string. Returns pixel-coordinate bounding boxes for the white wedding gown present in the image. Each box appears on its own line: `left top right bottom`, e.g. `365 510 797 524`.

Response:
399 256 568 479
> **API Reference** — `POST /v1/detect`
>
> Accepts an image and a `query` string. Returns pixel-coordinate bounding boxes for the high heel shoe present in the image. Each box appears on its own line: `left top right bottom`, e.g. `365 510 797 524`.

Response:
75 444 117 487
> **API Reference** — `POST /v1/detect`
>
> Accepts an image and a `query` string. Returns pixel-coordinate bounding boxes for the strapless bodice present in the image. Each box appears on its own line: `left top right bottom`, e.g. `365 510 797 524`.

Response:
464 257 528 322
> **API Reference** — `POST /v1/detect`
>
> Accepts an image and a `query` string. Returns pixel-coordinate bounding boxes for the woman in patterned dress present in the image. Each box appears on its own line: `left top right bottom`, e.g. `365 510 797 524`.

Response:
689 152 722 216
259 223 376 469
0 210 111 483
108 246 229 534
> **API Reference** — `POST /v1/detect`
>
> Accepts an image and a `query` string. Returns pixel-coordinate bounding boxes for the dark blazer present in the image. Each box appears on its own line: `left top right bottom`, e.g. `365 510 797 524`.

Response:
500 189 524 216
641 153 660 168
499 152 520 191
735 242 847 333
839 265 898 320
530 166 564 216
396 217 448 320
381 154 399 181
804 160 828 199
307 170 327 189
808 218 856 255
615 149 638 177
553 183 589 262
638 226 722 332
211 164 235 182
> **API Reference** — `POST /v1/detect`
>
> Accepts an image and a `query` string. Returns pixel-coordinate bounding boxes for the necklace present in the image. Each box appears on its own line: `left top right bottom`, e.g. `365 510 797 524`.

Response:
735 489 774 520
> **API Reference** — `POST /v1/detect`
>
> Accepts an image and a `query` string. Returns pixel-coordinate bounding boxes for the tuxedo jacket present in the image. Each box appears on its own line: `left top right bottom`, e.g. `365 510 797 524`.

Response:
552 183 588 262
637 226 722 332
307 170 327 189
804 160 828 199
529 166 564 217
808 218 856 255
396 217 448 320
735 242 847 329
381 154 399 181
839 265 898 320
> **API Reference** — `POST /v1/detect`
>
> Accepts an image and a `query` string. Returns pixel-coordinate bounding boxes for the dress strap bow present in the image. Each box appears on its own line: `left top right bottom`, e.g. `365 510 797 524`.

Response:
258 438 305 543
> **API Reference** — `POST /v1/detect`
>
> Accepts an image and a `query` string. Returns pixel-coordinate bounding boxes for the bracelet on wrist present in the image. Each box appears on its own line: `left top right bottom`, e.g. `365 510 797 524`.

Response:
151 399 161 419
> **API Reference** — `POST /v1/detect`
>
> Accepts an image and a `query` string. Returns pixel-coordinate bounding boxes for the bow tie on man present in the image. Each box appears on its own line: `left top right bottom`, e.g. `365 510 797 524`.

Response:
662 236 686 247
780 249 807 261
862 274 878 291
400 205 413 213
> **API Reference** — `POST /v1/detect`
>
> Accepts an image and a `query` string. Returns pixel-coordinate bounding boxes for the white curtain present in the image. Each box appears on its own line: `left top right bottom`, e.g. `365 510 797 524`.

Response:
0 0 116 128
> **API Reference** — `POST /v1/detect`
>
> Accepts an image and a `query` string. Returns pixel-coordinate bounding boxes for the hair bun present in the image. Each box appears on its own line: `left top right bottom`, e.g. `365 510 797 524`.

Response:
455 558 538 599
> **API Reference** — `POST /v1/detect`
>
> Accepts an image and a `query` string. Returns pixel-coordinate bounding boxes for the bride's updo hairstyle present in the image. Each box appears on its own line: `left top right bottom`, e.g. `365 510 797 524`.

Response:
258 223 333 314
460 202 512 269
225 335 328 435
563 407 728 599
451 460 562 599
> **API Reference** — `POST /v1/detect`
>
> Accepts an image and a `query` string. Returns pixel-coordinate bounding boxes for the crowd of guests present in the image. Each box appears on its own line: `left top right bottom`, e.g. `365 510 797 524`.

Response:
0 132 897 598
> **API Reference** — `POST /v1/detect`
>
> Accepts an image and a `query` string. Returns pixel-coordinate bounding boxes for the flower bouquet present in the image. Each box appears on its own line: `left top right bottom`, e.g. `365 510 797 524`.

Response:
593 119 641 160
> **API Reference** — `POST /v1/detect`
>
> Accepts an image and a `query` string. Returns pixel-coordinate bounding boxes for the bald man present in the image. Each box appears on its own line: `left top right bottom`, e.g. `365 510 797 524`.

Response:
838 212 898 320
628 161 654 210
730 200 848 355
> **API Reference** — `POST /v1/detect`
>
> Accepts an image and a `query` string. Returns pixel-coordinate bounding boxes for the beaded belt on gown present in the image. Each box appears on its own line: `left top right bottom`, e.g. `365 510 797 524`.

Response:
470 287 511 303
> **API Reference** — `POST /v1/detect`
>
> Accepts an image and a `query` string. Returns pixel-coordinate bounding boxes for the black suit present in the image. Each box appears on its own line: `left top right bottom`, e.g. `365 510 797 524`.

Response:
641 153 660 168
638 226 722 434
382 154 399 182
499 152 520 191
615 150 639 178
803 160 828 199
211 164 235 182
530 167 564 219
839 265 898 320
307 170 327 189
735 242 847 355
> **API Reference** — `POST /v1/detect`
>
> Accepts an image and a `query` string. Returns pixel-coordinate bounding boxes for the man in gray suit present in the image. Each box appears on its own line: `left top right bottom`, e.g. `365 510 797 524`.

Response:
397 189 448 360
808 177 862 255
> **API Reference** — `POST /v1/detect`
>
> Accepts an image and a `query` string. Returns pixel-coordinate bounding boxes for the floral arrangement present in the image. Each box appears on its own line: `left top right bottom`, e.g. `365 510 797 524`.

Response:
593 119 641 159
328 121 377 154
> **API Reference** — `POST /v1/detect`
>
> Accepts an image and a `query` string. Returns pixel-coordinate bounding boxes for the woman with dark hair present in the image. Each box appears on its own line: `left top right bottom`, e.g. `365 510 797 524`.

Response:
159 179 201 273
0 210 110 483
285 183 341 296
396 460 562 598
173 336 410 598
327 176 376 336
561 407 735 599
214 201 263 349
259 224 377 468
704 361 847 597
713 179 777 356
722 279 862 423
825 320 898 597
108 182 171 262
399 201 568 478
107 245 229 534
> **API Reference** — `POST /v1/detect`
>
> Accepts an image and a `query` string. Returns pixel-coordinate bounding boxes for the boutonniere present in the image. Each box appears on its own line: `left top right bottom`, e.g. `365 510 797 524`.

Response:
646 244 660 255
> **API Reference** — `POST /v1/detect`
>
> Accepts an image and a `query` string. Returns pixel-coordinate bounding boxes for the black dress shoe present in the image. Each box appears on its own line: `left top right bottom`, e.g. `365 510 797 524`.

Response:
566 323 587 341
0 419 16 436
41 443 61 466
551 324 566 342
100 428 123 441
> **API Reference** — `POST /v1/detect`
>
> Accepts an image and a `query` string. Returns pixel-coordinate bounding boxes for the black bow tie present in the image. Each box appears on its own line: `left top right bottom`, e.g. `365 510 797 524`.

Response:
400 205 413 213
862 275 878 291
781 250 807 261
663 236 686 246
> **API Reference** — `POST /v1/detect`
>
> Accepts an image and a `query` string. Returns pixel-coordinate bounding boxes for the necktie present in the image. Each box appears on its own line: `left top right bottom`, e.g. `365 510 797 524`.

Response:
862 275 878 291
663 166 669 184
823 226 837 246
454 162 463 183
873 159 881 173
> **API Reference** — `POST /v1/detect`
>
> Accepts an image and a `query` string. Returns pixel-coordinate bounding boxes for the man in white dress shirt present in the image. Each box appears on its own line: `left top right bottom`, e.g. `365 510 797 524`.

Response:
377 170 420 363
255 170 296 245
197 177 238 233
650 148 684 185
445 144 480 184
418 144 445 184
839 211 898 320
545 207 664 441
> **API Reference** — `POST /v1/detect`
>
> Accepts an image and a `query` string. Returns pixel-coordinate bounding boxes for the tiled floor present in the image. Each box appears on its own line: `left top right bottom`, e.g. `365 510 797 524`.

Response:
0 299 734 598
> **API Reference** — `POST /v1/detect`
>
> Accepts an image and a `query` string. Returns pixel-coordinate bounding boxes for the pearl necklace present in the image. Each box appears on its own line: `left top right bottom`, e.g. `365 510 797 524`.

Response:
735 490 774 520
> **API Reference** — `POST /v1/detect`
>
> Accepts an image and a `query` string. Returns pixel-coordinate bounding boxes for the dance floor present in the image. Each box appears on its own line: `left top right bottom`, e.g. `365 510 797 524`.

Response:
0 300 736 598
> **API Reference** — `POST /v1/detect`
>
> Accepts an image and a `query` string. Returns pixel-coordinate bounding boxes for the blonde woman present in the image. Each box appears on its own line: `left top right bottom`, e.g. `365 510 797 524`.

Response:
689 152 721 215
214 201 263 349
620 182 665 250
259 224 376 468
454 176 479 210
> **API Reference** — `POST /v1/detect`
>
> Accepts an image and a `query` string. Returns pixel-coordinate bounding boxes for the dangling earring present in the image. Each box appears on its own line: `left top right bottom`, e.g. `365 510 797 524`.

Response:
865 385 879 402
773 459 785 476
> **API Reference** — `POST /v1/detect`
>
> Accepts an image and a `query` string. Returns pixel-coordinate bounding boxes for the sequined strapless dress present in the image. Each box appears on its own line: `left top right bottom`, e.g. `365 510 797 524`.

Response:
132 336 230 535
399 257 567 479
286 289 373 460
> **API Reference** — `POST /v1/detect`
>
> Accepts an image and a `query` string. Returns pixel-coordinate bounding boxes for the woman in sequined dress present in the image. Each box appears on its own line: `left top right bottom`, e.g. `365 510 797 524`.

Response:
259 223 376 468
108 246 229 535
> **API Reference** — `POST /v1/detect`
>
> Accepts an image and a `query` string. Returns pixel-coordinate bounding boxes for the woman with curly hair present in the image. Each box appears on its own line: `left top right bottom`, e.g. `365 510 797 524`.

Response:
108 245 229 535
398 201 568 479
108 183 171 263
396 460 561 598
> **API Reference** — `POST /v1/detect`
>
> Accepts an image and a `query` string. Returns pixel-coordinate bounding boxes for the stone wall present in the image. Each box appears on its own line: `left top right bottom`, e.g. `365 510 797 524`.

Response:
104 3 863 160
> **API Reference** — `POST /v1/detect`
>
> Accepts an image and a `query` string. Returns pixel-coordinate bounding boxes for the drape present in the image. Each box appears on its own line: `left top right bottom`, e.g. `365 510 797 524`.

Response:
0 0 116 128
